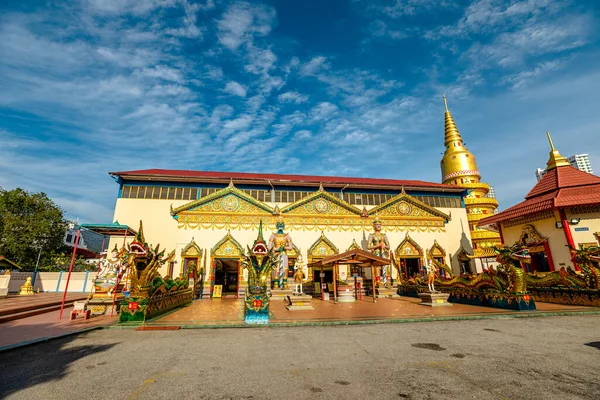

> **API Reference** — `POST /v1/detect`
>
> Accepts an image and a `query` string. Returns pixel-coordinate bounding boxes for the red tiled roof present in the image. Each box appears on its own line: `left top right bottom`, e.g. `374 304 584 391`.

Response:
526 166 600 198
479 165 600 226
109 168 462 191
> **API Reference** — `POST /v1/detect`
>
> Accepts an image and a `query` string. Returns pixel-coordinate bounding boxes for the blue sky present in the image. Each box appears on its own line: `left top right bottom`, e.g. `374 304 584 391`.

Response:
1 0 599 223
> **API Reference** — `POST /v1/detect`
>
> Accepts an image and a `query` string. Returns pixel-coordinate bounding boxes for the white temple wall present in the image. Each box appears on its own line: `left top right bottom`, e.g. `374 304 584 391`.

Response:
109 199 475 277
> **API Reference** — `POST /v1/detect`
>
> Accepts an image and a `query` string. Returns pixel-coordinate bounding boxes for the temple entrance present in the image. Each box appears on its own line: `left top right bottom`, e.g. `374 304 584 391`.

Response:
528 252 550 273
307 233 339 298
210 232 245 299
403 258 421 278
395 234 423 280
213 259 239 297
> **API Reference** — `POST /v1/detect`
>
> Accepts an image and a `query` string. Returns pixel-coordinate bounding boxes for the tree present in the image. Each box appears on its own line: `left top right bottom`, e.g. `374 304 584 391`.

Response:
0 187 67 270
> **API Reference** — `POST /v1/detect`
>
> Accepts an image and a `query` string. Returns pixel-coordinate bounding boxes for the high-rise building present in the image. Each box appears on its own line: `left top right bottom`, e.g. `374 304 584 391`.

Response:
440 95 502 263
535 153 594 181
567 154 594 174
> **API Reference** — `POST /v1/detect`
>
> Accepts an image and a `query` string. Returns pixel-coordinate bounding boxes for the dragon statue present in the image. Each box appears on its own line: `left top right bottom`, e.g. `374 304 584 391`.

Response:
523 245 600 306
398 243 536 310
119 221 193 322
241 221 277 324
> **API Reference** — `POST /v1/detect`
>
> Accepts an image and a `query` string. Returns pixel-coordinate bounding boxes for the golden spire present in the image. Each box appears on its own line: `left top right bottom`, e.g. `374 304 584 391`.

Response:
440 95 479 184
545 132 570 170
443 94 463 147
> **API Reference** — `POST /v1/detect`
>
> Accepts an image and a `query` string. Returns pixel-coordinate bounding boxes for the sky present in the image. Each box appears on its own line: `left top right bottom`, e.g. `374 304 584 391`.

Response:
0 0 599 224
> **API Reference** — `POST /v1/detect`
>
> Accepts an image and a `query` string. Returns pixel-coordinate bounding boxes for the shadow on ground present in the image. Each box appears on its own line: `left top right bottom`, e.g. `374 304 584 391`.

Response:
0 329 117 398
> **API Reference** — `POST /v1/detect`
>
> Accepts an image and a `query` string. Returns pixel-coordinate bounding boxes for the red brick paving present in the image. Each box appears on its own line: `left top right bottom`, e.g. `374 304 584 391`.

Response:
0 293 88 315
152 297 600 325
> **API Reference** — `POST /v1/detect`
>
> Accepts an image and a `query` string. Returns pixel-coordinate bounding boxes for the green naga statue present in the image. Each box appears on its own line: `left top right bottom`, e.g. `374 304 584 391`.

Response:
241 220 277 324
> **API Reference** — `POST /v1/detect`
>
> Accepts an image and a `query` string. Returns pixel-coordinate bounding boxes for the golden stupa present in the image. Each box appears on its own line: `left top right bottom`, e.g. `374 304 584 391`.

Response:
440 95 502 257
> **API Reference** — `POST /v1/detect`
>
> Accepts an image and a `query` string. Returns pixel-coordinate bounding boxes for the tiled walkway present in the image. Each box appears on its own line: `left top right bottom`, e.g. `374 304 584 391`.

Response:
0 307 117 350
0 293 88 315
152 297 600 326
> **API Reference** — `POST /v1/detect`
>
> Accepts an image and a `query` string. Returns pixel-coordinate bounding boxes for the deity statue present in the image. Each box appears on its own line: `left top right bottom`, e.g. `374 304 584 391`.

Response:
268 217 294 289
92 244 121 297
425 260 438 293
293 255 306 294
367 217 391 285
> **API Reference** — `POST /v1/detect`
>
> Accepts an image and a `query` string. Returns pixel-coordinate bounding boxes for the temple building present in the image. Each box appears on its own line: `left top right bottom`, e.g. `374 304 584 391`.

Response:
479 133 600 271
105 99 497 298
440 96 502 264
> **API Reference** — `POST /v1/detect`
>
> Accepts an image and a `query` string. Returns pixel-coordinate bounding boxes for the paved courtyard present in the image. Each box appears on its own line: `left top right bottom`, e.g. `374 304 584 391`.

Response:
1 315 600 400
153 297 599 326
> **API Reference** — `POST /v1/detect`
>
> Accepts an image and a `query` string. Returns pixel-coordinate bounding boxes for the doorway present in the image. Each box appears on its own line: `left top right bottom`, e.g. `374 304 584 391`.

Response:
528 252 550 273
400 258 421 278
213 258 239 297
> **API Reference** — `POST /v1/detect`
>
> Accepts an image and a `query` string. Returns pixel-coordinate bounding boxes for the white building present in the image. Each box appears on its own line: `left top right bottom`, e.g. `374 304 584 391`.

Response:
536 154 594 181
567 154 594 174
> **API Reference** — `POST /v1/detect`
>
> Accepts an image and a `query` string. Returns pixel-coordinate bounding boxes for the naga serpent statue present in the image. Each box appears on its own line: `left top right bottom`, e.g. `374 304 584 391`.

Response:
240 221 277 324
494 244 530 294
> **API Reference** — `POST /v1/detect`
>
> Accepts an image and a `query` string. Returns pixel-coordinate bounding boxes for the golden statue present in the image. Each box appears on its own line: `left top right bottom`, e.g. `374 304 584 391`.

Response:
268 217 293 289
367 217 390 284
19 276 34 295
425 259 438 293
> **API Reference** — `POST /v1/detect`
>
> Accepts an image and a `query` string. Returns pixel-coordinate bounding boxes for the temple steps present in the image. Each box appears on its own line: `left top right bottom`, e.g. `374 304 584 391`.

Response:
0 294 87 324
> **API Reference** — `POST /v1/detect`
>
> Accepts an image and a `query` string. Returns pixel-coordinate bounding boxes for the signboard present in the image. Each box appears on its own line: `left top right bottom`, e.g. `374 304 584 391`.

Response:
314 282 321 294
128 302 139 311
574 227 589 232
212 285 223 298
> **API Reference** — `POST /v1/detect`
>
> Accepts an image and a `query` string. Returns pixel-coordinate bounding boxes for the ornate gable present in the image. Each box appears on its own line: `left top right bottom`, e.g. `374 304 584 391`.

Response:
347 239 362 251
280 186 362 217
181 238 202 257
211 231 244 258
171 181 273 217
395 233 423 258
368 189 450 222
308 232 339 258
428 240 446 258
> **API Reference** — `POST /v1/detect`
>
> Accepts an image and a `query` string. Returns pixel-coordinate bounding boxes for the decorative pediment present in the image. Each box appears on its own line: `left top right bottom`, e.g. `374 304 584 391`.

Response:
368 190 450 222
518 224 545 247
171 182 273 217
428 240 446 258
395 233 423 258
280 188 362 217
181 238 202 257
347 239 362 251
211 231 243 258
308 232 339 258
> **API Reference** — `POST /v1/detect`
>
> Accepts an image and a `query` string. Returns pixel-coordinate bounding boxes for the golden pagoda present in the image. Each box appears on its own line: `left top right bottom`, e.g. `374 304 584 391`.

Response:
440 95 502 258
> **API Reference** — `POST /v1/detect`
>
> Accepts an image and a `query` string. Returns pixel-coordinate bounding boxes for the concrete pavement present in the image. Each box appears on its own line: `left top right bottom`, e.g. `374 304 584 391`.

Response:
1 315 600 399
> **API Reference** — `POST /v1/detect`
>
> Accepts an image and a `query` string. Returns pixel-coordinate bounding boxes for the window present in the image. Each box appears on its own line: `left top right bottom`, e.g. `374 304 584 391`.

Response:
176 188 183 199
122 186 131 198
151 187 160 199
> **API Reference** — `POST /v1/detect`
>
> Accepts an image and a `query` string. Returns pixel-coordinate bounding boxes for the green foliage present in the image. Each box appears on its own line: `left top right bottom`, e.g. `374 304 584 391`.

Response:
0 187 67 270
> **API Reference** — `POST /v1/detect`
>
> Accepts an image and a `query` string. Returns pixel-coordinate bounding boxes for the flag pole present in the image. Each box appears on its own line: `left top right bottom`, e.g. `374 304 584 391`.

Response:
59 229 81 319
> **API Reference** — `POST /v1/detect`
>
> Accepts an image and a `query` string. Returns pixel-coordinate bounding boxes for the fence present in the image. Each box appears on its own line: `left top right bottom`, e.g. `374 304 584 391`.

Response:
3 271 95 294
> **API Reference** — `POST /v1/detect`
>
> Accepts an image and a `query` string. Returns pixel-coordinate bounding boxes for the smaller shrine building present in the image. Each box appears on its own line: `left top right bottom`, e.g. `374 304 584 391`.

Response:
479 134 600 272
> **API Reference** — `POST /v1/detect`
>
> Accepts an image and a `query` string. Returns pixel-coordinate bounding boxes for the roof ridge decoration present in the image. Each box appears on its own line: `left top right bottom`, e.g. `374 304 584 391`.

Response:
279 187 363 216
367 191 451 222
211 230 244 257
545 132 571 170
170 182 273 217
308 231 339 258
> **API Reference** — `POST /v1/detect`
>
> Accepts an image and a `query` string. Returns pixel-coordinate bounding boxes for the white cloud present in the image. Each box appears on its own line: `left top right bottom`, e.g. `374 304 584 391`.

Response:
310 102 338 122
217 1 277 50
137 65 184 83
299 56 328 76
278 91 309 104
223 81 247 97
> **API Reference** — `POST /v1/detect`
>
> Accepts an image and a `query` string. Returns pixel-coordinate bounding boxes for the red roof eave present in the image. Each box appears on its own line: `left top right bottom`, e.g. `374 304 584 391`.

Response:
109 169 464 192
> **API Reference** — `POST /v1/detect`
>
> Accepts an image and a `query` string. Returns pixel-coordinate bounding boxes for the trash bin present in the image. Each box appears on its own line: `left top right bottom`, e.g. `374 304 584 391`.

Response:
323 292 330 301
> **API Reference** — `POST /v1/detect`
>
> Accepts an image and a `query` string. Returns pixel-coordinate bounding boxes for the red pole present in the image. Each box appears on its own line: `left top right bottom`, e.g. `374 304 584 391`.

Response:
59 229 80 319
110 230 129 317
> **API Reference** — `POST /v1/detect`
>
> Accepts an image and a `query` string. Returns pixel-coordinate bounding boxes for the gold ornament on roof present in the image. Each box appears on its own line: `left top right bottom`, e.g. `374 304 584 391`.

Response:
545 132 570 170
